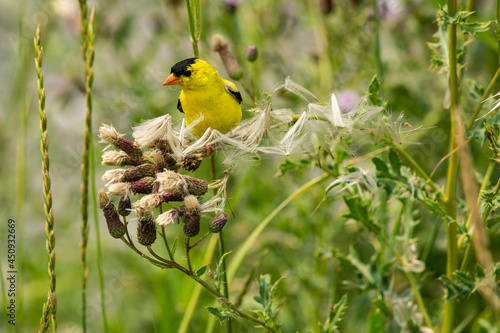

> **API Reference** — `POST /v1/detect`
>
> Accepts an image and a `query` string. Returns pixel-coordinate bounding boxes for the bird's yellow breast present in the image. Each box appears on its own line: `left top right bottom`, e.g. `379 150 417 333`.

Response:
180 80 242 137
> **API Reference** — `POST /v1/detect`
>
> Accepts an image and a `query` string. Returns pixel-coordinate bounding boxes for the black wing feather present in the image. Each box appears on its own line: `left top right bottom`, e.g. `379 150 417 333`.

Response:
177 99 184 113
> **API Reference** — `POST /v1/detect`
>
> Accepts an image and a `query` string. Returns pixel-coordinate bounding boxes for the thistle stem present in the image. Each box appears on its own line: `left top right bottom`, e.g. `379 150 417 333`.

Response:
466 68 500 129
442 0 460 331
378 233 434 330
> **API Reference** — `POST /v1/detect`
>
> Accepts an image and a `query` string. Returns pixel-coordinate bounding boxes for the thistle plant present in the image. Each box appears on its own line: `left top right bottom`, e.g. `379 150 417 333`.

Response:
34 25 56 333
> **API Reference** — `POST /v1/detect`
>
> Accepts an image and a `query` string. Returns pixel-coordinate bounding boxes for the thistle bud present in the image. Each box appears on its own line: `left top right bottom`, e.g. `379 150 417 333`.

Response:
212 34 244 80
209 214 228 233
244 45 258 62
183 217 201 237
99 124 143 159
180 153 203 172
122 164 155 182
98 189 126 238
118 195 131 216
136 208 157 246
130 177 155 194
183 196 201 237
156 204 188 226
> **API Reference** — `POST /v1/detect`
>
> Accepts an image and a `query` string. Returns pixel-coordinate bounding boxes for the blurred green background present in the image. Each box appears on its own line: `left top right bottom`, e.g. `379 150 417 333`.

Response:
1 0 499 332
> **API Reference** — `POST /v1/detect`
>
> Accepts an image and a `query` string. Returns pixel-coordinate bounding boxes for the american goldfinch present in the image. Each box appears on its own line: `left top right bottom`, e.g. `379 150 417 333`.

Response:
163 58 242 137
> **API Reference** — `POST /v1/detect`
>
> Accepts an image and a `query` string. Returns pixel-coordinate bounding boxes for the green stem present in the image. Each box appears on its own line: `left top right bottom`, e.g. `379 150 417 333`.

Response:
227 172 329 282
372 0 383 91
379 234 434 330
442 0 460 331
466 68 500 130
383 138 442 196
185 0 200 58
459 161 500 271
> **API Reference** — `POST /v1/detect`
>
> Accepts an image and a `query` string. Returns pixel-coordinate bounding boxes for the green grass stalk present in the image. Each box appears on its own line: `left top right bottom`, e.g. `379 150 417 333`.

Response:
227 172 329 282
77 3 95 331
185 0 201 58
34 25 57 333
442 0 460 331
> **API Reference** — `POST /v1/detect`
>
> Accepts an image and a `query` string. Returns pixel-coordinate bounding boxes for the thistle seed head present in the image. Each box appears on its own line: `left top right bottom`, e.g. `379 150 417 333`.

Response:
211 34 243 80
99 124 143 159
102 151 145 166
156 171 208 196
180 153 204 172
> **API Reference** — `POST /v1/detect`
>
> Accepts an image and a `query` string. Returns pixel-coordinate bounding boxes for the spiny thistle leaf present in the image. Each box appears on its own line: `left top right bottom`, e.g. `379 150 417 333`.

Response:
319 294 348 333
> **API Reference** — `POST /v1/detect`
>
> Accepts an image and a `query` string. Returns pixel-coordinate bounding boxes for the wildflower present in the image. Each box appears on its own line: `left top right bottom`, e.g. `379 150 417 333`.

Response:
99 124 143 159
212 34 244 80
209 214 228 233
98 189 126 238
335 89 361 113
245 45 259 62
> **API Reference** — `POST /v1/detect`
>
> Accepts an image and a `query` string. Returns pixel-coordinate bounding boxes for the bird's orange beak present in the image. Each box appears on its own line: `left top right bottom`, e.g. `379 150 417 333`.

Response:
162 73 181 86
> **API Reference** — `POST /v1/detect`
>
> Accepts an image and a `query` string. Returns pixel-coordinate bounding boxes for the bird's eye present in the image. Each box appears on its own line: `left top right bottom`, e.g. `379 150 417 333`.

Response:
184 70 192 77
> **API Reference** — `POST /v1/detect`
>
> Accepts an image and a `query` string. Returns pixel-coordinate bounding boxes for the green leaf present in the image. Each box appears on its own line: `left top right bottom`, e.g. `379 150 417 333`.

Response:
343 196 380 233
192 265 208 278
367 301 385 333
368 75 383 106
319 295 348 333
206 306 235 324
440 271 476 301
276 159 298 177
214 252 232 291
388 149 402 177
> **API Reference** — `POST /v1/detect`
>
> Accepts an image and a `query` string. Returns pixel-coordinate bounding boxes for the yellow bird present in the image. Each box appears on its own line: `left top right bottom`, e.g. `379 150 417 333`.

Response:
163 58 242 137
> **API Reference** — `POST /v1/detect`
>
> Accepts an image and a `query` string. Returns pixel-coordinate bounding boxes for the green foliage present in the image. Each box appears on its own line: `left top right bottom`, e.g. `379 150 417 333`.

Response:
253 274 284 330
206 306 236 324
440 271 477 302
319 295 348 333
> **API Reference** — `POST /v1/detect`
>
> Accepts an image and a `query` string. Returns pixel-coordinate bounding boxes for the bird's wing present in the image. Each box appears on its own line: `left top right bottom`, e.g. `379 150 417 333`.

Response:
177 99 184 113
224 80 242 104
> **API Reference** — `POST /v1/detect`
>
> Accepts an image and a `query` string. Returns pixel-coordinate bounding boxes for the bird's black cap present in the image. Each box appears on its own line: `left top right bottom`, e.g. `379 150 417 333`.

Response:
171 58 196 77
